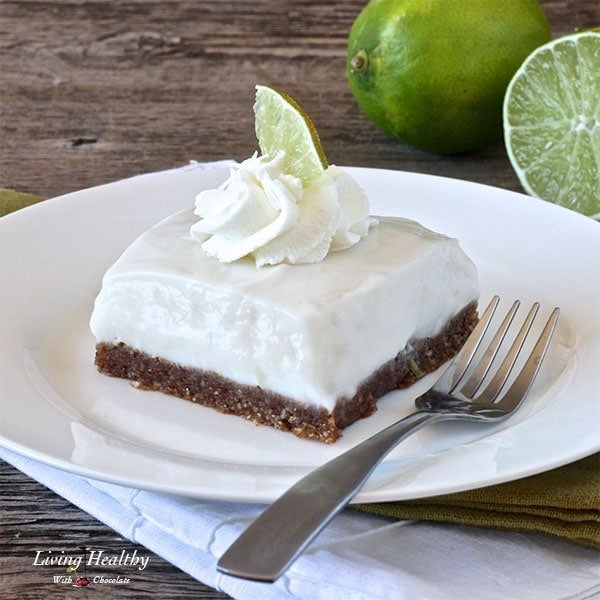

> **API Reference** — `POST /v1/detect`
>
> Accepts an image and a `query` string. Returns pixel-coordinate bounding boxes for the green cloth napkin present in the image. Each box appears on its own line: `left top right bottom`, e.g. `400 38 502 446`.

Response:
354 453 600 549
0 188 45 217
2 189 598 549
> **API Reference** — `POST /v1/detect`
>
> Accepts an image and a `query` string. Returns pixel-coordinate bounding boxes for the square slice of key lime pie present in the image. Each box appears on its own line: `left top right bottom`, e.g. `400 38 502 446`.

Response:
90 85 479 443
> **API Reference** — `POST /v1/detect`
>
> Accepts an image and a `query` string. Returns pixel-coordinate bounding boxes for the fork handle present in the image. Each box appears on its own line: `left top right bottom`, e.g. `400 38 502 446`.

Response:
217 410 447 582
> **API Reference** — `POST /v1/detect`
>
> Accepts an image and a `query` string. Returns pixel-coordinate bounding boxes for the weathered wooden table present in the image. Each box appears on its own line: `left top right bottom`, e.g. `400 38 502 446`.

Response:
1 1 597 597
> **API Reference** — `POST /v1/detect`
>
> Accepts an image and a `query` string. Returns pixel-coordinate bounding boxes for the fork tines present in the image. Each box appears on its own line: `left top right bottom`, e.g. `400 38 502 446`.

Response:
450 296 560 405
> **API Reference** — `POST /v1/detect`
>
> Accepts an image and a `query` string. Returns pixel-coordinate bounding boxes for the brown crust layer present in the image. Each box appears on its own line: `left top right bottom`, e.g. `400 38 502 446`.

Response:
95 302 478 443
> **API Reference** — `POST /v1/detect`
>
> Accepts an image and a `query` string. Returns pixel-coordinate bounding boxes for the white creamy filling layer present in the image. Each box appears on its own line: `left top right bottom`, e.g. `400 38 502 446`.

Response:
90 211 479 410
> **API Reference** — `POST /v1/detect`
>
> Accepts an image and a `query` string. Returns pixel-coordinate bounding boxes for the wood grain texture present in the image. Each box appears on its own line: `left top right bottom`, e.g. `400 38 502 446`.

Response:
1 0 597 199
1 1 598 598
1 462 232 598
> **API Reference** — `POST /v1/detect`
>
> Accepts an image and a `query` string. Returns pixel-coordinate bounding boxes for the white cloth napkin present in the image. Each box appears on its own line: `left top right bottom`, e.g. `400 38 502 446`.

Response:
3 447 599 600
3 162 599 598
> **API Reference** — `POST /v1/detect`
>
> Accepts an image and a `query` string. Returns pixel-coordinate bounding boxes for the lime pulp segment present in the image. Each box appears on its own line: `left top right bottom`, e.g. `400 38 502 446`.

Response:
254 85 328 186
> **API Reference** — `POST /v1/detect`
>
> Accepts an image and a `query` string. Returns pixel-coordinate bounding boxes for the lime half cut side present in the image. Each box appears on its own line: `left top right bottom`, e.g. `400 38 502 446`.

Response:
254 85 328 186
503 31 600 219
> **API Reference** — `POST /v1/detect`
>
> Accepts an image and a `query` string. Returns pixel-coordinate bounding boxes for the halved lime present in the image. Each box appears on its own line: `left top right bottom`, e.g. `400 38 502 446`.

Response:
503 31 599 218
254 84 328 186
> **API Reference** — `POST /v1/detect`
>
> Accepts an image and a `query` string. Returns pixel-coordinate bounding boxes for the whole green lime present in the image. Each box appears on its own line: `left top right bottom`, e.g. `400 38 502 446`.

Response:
347 0 551 154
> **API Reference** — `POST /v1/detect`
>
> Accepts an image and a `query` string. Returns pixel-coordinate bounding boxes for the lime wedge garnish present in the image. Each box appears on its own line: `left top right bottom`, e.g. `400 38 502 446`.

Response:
503 31 600 219
254 84 328 186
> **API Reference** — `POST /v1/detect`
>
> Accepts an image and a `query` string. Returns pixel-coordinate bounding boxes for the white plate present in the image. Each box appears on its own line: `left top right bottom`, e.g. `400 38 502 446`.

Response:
1 164 599 503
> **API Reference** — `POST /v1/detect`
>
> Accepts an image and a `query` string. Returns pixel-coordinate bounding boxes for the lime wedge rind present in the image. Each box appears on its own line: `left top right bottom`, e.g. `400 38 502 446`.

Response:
504 31 600 218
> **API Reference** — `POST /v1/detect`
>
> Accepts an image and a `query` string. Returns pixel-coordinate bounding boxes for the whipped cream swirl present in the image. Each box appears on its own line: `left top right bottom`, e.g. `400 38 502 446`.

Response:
190 153 377 266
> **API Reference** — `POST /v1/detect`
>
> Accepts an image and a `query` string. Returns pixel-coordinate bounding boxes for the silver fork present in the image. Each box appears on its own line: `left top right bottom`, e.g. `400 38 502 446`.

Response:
217 296 560 582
